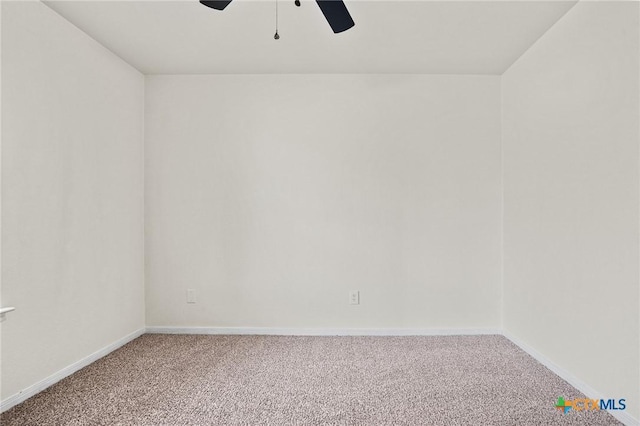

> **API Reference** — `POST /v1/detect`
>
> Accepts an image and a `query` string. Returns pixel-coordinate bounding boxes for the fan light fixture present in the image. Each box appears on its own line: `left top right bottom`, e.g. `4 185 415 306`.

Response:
200 0 355 38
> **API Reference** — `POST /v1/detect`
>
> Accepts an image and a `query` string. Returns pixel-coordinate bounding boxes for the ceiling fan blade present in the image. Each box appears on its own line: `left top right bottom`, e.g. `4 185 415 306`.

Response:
200 0 233 11
316 0 355 33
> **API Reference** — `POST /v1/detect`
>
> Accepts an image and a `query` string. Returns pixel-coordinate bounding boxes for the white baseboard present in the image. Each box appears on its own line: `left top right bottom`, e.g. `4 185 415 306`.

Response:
503 331 639 426
0 328 145 413
145 326 502 336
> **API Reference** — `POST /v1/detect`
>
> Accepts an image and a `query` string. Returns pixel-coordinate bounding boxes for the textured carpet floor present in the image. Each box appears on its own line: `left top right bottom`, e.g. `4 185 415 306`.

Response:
1 334 621 425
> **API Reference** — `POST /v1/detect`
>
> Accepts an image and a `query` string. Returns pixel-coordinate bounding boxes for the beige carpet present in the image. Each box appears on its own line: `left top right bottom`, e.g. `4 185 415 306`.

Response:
1 334 621 425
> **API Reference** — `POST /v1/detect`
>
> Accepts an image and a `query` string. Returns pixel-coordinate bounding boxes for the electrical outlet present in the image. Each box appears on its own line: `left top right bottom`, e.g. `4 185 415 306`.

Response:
349 291 360 305
187 289 196 304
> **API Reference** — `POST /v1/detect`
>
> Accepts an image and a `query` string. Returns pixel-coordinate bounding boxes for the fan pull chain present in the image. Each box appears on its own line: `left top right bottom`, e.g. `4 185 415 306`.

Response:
274 0 280 39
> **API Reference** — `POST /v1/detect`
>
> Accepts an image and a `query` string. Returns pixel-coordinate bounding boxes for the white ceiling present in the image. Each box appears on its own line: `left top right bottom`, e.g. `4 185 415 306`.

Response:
43 0 577 74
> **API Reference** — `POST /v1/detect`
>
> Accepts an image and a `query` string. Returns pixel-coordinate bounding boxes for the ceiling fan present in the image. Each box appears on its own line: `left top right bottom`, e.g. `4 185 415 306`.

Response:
200 0 355 34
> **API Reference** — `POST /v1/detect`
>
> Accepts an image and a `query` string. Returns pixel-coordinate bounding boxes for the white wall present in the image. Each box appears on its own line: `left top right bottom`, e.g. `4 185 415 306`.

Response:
1 1 145 401
502 1 639 421
145 74 502 329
